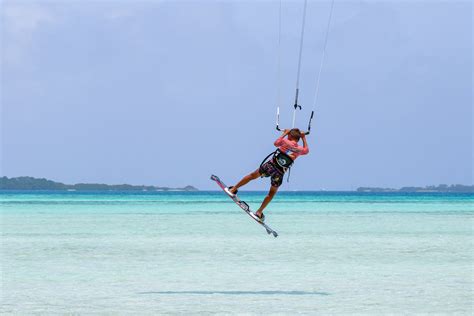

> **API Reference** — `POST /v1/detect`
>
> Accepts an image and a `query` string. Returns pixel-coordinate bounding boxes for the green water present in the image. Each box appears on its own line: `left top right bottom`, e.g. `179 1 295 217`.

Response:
1 191 473 314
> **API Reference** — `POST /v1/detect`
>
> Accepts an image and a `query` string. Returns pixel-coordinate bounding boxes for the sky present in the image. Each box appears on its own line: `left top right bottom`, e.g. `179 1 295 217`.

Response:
1 0 472 191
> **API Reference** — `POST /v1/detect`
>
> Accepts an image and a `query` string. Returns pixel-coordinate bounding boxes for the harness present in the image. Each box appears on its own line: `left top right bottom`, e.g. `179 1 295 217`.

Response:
259 149 295 182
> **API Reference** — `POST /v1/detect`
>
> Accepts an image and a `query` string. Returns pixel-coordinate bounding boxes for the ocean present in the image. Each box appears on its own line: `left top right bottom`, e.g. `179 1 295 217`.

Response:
1 191 473 314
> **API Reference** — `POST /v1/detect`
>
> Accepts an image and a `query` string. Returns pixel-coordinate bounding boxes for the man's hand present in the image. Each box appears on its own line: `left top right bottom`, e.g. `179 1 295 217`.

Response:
301 131 308 152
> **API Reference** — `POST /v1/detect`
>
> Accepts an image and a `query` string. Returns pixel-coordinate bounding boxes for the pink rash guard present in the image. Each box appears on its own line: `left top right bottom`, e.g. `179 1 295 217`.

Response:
274 136 309 160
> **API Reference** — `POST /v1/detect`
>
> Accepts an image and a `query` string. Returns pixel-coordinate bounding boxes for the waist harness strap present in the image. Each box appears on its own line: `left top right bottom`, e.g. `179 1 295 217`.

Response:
259 149 294 170
274 150 294 169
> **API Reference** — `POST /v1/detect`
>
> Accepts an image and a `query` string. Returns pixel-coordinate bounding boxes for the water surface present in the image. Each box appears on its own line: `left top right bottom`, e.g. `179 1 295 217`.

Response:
1 191 473 314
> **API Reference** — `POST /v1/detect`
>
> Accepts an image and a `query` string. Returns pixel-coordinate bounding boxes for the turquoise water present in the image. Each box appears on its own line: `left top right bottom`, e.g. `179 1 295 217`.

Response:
1 191 473 314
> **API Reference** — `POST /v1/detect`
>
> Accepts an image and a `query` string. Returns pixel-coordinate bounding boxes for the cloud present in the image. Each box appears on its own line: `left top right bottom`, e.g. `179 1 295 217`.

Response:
3 2 54 33
1 1 56 68
103 7 136 21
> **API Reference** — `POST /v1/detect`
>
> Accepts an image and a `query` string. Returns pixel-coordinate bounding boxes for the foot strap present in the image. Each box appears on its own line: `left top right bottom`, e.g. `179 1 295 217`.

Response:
229 186 238 195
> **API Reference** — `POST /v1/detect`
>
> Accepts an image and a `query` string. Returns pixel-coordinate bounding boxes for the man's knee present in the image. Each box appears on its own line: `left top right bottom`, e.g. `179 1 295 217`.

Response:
250 170 261 178
269 187 278 197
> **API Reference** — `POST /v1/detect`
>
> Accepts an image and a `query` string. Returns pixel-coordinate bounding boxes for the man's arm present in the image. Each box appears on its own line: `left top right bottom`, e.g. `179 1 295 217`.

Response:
274 129 290 147
279 129 290 138
300 133 309 155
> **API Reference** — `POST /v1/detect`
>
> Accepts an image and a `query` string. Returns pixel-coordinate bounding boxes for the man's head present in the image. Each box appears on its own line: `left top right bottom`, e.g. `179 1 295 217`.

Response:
288 128 302 142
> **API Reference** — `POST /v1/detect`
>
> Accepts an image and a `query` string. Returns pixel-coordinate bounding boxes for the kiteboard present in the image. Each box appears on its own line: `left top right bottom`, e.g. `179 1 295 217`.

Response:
210 174 278 238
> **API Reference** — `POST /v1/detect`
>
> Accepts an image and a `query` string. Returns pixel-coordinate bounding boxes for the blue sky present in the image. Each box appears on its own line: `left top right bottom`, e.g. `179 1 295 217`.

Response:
1 0 472 190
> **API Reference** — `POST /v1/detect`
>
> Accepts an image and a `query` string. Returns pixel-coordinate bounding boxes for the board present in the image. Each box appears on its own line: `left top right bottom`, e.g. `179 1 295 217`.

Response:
211 174 278 238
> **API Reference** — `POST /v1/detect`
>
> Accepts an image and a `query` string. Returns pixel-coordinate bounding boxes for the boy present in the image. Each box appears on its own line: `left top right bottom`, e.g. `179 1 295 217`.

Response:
225 128 309 221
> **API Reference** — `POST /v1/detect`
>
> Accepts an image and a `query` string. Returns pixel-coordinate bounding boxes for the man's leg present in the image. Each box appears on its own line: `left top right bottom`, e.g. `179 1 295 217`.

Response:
229 169 261 194
255 185 279 217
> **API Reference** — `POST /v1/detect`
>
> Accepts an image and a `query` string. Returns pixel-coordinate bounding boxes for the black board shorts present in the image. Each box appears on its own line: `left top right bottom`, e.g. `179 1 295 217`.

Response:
259 159 284 187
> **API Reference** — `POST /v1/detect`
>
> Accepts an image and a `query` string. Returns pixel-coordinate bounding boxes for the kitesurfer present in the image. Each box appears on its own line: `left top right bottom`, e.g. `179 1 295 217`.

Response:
225 128 309 222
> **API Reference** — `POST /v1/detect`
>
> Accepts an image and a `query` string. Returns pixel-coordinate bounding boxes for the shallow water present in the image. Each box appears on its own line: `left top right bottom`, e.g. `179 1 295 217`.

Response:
1 191 473 314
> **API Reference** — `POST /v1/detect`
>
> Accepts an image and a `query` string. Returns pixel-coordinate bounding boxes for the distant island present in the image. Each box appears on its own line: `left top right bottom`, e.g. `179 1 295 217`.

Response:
1 176 472 193
0 176 198 191
357 184 473 193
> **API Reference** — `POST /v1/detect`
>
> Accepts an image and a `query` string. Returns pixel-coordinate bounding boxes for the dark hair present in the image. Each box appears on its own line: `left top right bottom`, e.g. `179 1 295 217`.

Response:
289 128 301 141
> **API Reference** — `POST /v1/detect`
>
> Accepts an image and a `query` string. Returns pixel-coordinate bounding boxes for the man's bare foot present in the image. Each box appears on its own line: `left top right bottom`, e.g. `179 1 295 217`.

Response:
225 186 238 197
255 211 265 222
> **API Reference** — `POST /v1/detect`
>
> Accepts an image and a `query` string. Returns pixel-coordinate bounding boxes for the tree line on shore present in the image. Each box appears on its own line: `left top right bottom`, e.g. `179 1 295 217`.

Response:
0 176 198 191
357 184 473 193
